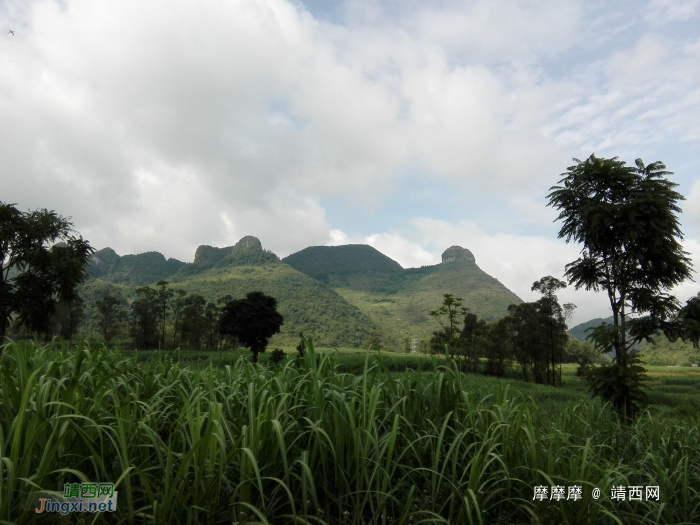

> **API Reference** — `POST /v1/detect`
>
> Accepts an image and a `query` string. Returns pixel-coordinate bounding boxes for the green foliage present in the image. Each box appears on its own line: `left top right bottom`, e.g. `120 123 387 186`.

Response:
282 244 403 281
168 263 375 347
639 333 700 366
269 348 286 365
219 291 284 363
2 340 700 524
88 247 184 286
0 202 94 343
583 351 649 420
547 155 692 360
361 329 384 350
429 293 468 352
94 295 122 341
130 285 160 349
548 154 693 417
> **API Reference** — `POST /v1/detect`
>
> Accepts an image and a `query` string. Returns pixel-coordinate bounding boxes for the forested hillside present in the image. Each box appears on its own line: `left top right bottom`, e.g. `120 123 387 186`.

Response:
81 237 376 347
88 248 185 286
285 244 522 344
282 244 403 282
167 263 375 347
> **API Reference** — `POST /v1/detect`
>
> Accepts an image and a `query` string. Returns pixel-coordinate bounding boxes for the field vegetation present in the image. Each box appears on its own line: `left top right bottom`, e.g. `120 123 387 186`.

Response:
1 339 699 525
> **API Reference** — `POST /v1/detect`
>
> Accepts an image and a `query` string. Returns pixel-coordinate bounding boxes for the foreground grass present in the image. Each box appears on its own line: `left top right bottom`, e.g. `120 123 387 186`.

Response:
1 341 699 524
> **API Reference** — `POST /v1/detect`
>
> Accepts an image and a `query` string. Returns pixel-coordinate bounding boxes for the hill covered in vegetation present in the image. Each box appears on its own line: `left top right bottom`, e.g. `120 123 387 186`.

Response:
282 244 403 282
88 248 185 286
285 244 522 344
83 237 375 347
83 237 524 348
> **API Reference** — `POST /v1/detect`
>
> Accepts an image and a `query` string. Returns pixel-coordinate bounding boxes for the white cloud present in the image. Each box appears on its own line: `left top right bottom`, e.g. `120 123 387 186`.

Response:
0 0 698 321
644 0 700 24
330 216 700 325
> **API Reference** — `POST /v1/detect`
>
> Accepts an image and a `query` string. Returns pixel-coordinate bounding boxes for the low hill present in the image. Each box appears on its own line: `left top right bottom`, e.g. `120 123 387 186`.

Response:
173 236 280 279
88 248 185 286
284 244 523 344
568 316 614 342
169 263 374 347
82 237 375 347
283 245 403 282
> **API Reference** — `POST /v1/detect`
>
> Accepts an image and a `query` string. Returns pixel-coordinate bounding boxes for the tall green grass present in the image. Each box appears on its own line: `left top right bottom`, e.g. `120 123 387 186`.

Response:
0 339 698 524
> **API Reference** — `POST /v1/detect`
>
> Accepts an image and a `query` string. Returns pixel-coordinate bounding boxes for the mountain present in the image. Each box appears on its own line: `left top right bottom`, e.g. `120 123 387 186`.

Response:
567 316 614 342
85 238 523 348
173 236 280 279
84 237 375 347
88 248 185 286
282 244 403 282
283 244 523 344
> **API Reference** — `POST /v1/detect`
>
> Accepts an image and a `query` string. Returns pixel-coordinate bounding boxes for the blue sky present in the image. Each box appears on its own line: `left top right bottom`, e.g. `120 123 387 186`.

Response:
1 0 699 323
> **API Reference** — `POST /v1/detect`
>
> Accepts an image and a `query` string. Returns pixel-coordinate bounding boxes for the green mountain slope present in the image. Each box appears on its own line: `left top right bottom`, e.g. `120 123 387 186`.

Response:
285 244 523 344
567 316 614 342
88 248 185 286
83 237 375 347
283 245 403 282
169 263 374 347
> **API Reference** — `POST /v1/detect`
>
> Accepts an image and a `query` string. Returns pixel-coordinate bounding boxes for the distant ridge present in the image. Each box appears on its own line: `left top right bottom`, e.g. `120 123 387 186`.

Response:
282 244 403 282
84 237 375 347
283 244 523 343
88 248 185 286
174 236 279 279
85 238 524 348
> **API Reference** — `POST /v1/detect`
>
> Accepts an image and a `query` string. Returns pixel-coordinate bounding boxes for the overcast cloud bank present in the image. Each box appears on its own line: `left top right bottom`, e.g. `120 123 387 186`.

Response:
1 0 698 324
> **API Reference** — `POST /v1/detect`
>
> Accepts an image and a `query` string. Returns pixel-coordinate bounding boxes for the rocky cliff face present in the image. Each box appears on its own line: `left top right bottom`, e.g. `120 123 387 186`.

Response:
441 246 475 264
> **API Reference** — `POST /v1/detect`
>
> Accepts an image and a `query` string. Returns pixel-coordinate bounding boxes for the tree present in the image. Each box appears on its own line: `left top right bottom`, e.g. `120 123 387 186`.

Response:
460 313 488 373
547 155 693 416
171 289 187 349
95 295 121 342
531 276 571 386
130 286 159 349
429 293 469 358
0 202 94 347
484 319 513 377
155 280 173 350
179 294 207 348
506 302 551 383
362 330 383 350
219 291 284 363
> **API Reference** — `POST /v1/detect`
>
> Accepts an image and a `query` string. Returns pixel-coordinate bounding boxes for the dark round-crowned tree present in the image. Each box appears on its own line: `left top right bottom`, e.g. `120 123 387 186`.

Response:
218 291 284 363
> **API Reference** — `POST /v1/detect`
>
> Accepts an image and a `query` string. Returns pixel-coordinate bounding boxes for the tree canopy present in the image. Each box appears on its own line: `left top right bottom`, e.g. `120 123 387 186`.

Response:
547 155 693 416
0 202 94 345
219 291 284 363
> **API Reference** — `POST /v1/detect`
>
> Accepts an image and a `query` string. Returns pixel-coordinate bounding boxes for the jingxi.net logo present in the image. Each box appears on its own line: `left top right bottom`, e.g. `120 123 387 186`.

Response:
34 482 118 515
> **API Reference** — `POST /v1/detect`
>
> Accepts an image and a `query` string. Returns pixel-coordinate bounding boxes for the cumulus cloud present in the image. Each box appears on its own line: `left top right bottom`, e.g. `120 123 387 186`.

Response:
0 0 698 324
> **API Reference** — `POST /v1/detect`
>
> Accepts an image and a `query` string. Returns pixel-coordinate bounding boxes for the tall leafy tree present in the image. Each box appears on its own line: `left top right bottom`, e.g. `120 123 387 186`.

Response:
531 276 571 386
0 202 94 347
429 293 469 358
460 313 488 373
219 291 284 363
95 295 122 342
178 294 207 348
547 155 693 416
171 289 187 349
130 286 160 349
155 280 173 349
506 302 551 383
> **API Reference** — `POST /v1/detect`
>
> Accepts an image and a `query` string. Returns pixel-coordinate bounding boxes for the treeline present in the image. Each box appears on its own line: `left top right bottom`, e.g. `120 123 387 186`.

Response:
96 281 236 350
425 277 596 386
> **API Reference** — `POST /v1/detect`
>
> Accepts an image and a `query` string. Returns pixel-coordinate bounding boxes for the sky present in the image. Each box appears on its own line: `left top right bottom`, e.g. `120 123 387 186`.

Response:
1 0 699 325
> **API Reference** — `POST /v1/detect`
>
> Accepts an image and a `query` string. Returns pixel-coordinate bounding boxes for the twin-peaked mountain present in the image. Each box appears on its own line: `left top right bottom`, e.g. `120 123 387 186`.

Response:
85 236 522 347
